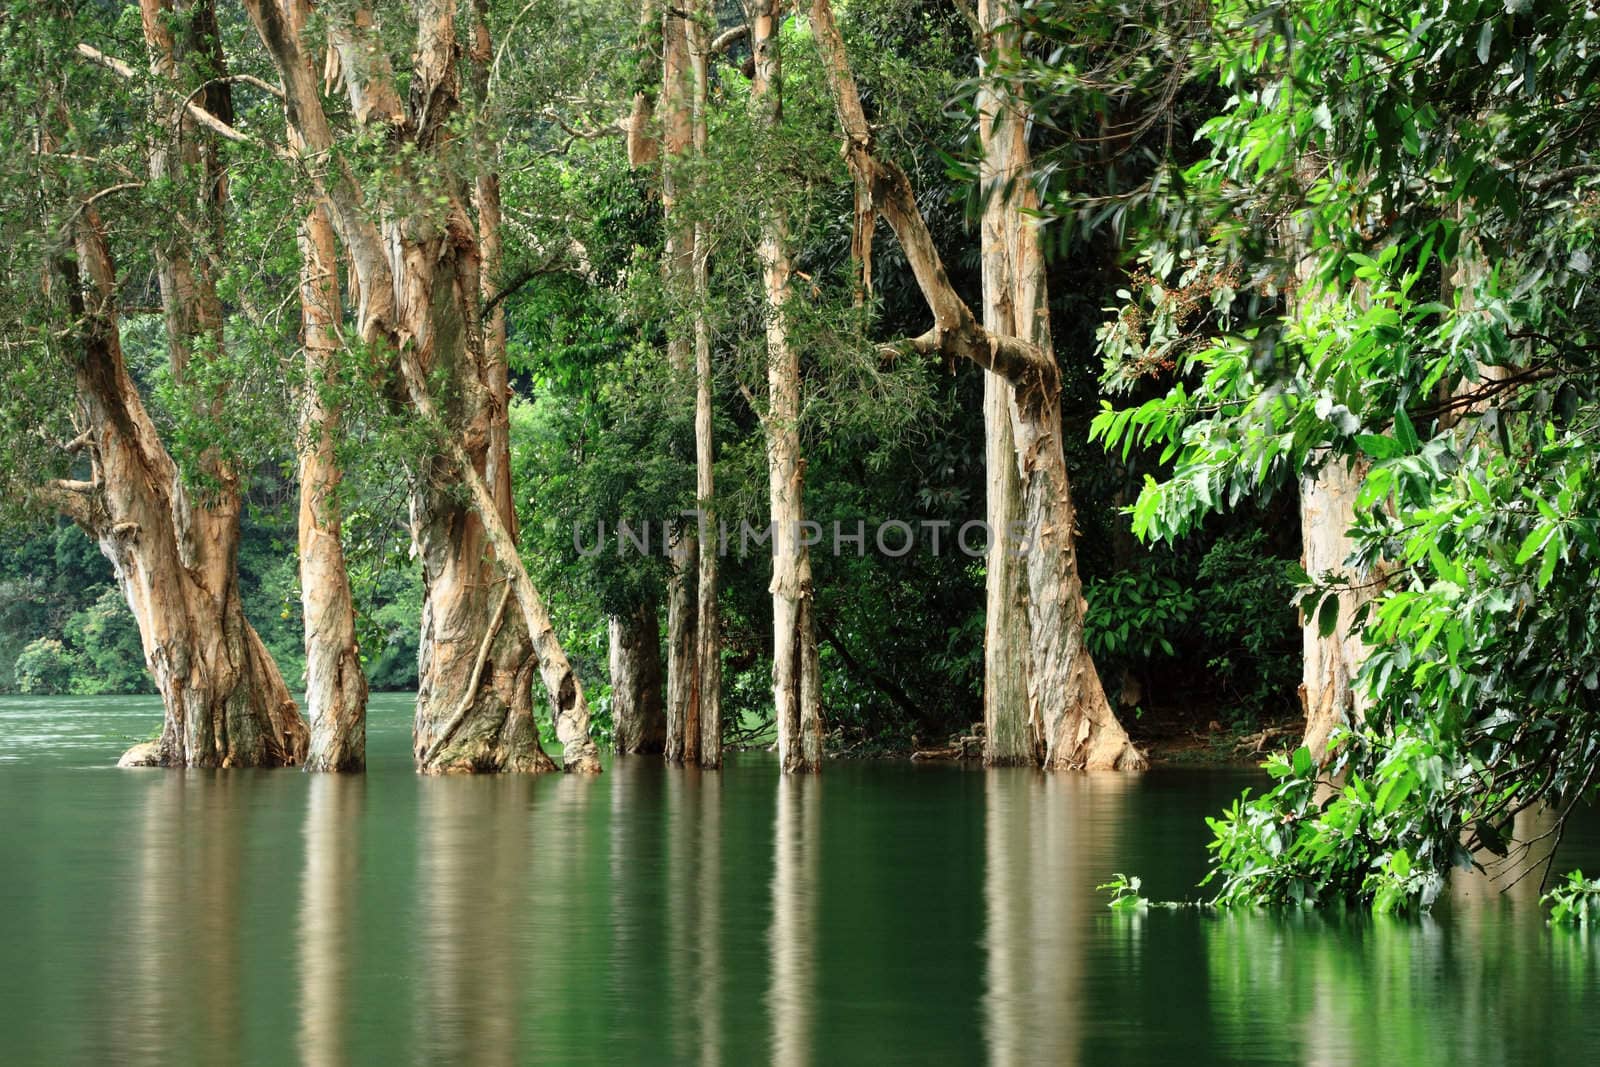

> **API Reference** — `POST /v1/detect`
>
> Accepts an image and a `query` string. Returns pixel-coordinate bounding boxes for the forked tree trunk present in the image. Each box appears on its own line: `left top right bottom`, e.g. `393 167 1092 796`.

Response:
59 0 308 768
244 0 598 773
611 604 667 753
58 219 306 768
811 0 1142 769
754 0 824 774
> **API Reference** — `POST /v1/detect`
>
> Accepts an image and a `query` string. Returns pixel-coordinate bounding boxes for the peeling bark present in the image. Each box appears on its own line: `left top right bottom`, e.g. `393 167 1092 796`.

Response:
811 0 1142 769
977 4 1038 767
45 0 310 768
244 0 596 773
59 217 306 768
611 603 667 754
754 0 824 774
289 0 367 773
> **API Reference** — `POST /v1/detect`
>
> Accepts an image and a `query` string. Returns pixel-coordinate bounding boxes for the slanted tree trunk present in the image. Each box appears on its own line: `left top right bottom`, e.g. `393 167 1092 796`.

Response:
611 604 667 753
689 5 723 769
810 0 1142 769
244 0 598 773
753 0 824 774
56 216 306 769
52 0 308 768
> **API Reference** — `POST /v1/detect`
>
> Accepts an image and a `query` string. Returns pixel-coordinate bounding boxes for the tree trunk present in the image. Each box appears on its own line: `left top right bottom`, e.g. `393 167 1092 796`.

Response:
754 0 824 774
59 219 306 768
296 201 368 772
982 374 1035 764
690 4 723 769
56 0 309 768
611 604 667 754
245 0 598 773
1298 457 1374 760
811 0 1142 769
660 0 709 765
288 0 367 771
977 5 1039 766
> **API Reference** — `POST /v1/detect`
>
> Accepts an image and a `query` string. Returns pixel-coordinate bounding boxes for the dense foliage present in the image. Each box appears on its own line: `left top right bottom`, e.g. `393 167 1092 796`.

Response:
1088 0 1600 908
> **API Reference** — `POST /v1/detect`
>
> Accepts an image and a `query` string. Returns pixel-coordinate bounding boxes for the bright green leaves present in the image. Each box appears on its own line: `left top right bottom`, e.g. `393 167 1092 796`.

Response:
1542 870 1600 925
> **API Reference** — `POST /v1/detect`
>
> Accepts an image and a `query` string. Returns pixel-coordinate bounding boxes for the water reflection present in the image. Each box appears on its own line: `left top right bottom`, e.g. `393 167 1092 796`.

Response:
768 775 819 1067
982 769 1132 1066
298 774 364 1067
414 776 533 1065
663 768 725 1066
100 774 245 1064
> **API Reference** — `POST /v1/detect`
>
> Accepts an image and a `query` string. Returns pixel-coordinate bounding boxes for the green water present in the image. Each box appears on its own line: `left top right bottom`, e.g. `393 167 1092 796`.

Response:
2 693 1598 1065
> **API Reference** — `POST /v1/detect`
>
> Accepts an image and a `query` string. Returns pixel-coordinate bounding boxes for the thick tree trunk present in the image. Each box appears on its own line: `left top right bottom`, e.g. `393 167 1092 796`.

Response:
246 0 598 773
61 0 309 768
611 604 667 753
812 0 1141 769
60 220 306 769
754 0 824 774
977 7 1039 766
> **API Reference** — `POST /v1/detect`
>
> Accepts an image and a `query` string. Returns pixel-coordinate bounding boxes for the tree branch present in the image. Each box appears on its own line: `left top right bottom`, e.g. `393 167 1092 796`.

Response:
807 0 1057 396
76 43 272 151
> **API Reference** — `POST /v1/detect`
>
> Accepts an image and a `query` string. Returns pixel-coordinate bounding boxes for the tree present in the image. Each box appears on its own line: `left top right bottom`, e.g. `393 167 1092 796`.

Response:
0 0 311 767
809 0 1143 769
1095 0 1600 907
242 0 600 772
753 0 824 774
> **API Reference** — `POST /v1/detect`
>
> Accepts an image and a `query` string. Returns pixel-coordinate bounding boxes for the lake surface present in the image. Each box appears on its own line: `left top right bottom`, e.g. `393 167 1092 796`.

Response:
2 692 1598 1065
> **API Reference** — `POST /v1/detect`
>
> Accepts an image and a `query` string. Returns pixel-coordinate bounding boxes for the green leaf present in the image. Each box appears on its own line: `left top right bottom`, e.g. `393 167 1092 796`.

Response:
1317 592 1341 638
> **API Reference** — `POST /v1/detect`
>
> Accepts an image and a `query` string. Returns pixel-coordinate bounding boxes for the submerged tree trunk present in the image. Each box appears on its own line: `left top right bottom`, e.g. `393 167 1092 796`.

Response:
244 0 597 773
287 0 367 772
754 0 824 774
659 0 712 766
56 0 308 768
296 200 368 772
611 604 667 754
689 6 722 769
58 218 306 768
977 4 1038 766
982 374 1035 764
811 0 1142 769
